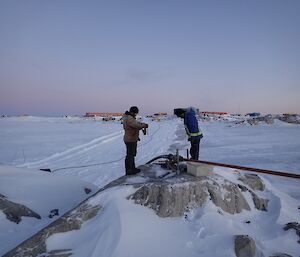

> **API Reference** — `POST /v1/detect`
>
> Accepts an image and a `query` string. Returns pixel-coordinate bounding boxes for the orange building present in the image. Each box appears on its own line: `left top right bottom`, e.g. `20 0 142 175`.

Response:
85 112 124 117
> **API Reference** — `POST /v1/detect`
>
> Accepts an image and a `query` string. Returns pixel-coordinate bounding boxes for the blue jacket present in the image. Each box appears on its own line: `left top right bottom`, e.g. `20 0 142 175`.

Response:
184 108 203 139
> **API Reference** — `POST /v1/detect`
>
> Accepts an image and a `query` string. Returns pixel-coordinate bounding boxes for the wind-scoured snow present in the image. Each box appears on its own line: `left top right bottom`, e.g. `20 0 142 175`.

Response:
0 117 177 188
0 165 98 255
0 115 300 256
44 172 300 257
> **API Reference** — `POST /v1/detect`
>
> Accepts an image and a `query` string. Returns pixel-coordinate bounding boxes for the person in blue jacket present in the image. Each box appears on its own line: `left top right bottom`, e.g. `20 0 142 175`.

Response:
184 107 203 160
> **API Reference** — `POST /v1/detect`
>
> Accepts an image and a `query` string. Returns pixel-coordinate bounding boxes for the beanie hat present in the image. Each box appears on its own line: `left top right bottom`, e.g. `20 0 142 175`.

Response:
129 106 139 114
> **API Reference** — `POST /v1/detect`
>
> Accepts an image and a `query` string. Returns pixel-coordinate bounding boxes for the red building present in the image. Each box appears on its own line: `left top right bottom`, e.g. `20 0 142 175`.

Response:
85 112 124 117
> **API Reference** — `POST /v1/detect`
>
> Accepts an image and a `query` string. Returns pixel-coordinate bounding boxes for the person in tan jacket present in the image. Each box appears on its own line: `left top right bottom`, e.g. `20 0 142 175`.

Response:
123 106 148 175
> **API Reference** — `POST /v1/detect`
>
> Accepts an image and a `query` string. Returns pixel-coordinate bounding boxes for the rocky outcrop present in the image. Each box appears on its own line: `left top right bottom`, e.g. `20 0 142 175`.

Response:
250 191 268 211
247 119 259 126
234 235 256 257
3 175 131 257
239 174 265 191
4 203 101 257
4 168 272 257
238 175 269 211
0 194 41 224
128 178 208 217
279 114 300 124
247 116 275 125
283 222 300 244
270 254 293 257
206 180 251 214
129 172 268 216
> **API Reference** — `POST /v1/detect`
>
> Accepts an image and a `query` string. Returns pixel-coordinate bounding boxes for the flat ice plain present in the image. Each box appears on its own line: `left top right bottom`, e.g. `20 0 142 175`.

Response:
0 115 299 256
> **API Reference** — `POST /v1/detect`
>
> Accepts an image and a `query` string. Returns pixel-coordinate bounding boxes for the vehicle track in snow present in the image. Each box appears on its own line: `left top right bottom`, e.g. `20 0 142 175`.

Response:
55 120 179 187
16 120 180 187
19 130 124 169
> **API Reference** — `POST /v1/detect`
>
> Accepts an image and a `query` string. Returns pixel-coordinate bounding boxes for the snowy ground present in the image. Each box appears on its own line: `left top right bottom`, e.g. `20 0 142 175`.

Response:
0 116 177 187
0 165 98 255
0 116 300 256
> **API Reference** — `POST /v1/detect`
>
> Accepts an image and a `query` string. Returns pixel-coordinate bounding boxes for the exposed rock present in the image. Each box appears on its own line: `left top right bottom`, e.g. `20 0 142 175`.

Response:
238 176 269 212
84 187 92 194
283 222 300 244
4 169 272 256
250 191 268 211
239 174 265 191
234 235 256 257
49 209 59 218
247 115 275 125
129 174 257 216
279 114 300 124
47 249 73 257
207 180 251 214
3 203 101 257
0 194 41 224
128 178 208 217
238 184 248 192
264 116 275 124
247 119 259 125
269 254 293 257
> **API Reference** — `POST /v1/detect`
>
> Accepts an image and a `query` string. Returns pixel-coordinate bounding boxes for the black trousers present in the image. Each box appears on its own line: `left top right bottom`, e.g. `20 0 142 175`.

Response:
125 142 137 174
189 138 200 160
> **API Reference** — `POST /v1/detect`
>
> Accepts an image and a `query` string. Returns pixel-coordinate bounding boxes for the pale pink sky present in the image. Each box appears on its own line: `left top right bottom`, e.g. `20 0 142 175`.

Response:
1 1 299 116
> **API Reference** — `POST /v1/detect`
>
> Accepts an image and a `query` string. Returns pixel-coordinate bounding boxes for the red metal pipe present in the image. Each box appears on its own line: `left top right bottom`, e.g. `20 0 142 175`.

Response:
183 158 300 180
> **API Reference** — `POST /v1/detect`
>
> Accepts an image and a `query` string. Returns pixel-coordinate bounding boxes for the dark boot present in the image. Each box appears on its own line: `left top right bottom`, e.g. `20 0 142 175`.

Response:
133 168 141 174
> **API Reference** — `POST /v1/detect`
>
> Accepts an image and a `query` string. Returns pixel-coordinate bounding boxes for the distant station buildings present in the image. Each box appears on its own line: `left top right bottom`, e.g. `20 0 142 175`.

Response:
200 111 228 116
173 108 227 118
246 112 261 117
154 112 168 117
85 112 123 118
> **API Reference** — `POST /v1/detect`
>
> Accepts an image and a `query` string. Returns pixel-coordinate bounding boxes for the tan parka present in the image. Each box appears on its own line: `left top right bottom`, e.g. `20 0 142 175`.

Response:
122 114 147 142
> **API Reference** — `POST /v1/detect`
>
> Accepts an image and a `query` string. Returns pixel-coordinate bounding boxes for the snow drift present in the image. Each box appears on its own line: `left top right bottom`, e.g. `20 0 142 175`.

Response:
0 165 98 255
4 165 300 257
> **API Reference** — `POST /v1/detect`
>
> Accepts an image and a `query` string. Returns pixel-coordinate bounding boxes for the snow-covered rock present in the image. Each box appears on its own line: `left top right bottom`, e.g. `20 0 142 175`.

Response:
0 193 41 224
3 164 287 257
234 235 256 257
0 165 98 256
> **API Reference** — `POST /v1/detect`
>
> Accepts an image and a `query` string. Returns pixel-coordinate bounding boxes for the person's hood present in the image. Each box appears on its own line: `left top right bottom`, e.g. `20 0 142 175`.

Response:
186 106 198 115
123 111 135 119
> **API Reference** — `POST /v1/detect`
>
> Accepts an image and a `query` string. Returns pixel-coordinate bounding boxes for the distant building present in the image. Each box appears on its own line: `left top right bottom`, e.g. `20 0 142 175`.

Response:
154 112 167 116
200 111 228 116
102 116 116 121
283 113 297 116
246 112 260 117
85 112 123 117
